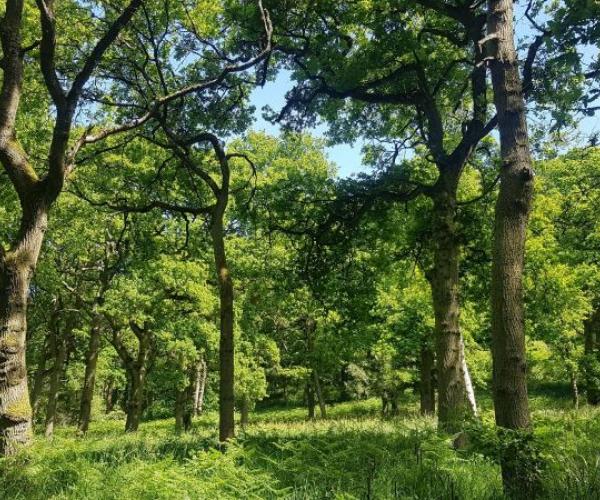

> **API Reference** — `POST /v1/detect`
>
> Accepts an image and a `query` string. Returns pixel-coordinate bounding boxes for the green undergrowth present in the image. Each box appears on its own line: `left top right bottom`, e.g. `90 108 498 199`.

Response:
1 397 599 499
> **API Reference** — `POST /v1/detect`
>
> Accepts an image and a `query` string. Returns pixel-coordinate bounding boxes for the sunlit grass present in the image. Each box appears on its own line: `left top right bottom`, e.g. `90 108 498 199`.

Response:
1 395 599 499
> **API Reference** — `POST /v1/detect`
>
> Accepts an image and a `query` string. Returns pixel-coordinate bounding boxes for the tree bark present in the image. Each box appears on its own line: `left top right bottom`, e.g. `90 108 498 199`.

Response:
125 366 145 432
44 324 67 438
111 323 150 433
0 206 48 454
77 319 102 434
460 336 478 417
488 0 533 433
175 365 195 433
420 342 436 415
430 184 471 431
211 198 235 442
30 331 52 417
103 380 115 413
487 0 535 495
193 357 207 417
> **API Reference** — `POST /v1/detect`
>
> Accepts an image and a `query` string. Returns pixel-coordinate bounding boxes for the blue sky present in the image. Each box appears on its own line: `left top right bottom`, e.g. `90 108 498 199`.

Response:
249 71 366 178
249 16 599 178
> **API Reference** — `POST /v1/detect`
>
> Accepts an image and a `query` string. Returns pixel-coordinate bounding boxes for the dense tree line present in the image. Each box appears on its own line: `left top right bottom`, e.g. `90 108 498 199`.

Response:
0 0 598 497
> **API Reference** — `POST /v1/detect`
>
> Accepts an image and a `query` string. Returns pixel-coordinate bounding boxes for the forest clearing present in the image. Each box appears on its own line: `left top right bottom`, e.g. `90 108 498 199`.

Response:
0 0 599 498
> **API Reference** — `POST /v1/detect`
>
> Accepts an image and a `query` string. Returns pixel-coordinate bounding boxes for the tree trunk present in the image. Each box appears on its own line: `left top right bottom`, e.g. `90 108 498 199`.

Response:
420 342 436 415
487 0 535 495
104 381 115 413
306 381 316 419
460 336 478 417
30 336 51 417
313 370 327 418
193 357 207 417
211 207 235 442
44 329 67 438
125 367 145 432
0 206 48 455
77 320 102 434
570 372 579 409
175 365 195 433
430 186 470 431
488 0 533 433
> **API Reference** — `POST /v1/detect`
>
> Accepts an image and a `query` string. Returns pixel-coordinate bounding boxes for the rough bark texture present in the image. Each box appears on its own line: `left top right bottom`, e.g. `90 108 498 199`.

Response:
77 320 102 433
430 183 470 431
487 0 535 495
488 0 533 432
419 342 436 415
211 198 235 442
0 207 48 454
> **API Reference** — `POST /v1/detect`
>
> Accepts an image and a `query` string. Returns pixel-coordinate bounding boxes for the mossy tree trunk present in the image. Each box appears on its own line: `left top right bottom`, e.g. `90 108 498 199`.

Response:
0 204 48 454
430 179 472 431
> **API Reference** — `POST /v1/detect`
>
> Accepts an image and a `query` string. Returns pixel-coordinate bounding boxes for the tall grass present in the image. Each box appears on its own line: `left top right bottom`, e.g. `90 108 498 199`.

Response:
1 397 599 499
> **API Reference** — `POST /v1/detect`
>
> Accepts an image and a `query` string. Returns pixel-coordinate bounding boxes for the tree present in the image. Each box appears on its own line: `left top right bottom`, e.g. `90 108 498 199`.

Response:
487 0 536 495
258 0 506 430
0 0 143 455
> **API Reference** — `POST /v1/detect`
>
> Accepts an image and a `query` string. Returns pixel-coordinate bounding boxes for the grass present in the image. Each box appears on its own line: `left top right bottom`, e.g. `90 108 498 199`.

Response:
1 395 599 499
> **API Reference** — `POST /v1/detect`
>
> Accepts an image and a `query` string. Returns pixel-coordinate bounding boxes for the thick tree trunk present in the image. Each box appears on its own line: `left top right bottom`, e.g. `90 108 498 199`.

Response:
193 357 207 417
430 186 470 431
488 0 533 433
0 206 48 455
488 0 535 496
420 342 436 415
313 370 327 418
78 320 102 434
125 368 145 432
211 208 235 442
44 329 67 438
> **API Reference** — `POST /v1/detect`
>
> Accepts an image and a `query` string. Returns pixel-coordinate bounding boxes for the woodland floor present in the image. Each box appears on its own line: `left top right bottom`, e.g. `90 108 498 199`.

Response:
1 391 599 499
